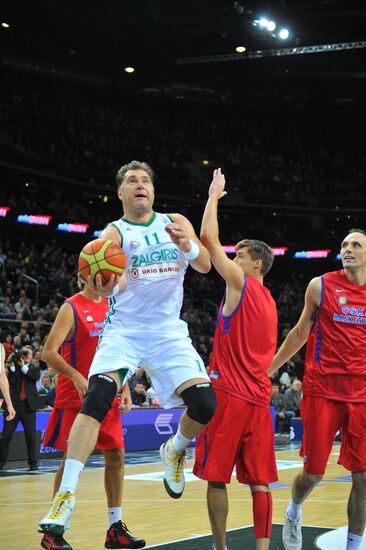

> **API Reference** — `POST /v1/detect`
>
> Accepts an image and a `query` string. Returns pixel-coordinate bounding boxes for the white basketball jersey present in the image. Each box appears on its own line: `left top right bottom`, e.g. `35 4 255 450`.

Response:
109 212 189 326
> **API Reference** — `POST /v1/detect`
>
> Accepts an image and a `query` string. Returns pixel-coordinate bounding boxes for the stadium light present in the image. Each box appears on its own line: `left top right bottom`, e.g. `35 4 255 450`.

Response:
235 46 246 53
279 28 290 40
258 18 268 28
266 21 276 32
124 67 135 74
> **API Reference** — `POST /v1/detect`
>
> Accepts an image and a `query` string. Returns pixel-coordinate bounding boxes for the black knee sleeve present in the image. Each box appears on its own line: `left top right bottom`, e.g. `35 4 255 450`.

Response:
181 382 216 425
81 374 117 423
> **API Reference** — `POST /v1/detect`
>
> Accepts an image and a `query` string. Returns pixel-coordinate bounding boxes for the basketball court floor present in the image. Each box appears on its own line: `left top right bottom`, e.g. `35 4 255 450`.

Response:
0 442 360 549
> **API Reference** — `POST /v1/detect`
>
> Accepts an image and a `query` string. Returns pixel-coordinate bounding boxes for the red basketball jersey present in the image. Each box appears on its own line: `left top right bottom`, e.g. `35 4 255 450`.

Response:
304 269 366 402
210 275 278 408
55 293 110 408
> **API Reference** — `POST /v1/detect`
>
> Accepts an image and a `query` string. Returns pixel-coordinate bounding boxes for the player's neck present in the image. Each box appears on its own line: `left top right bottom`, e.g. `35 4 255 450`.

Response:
122 208 154 225
80 288 103 303
343 267 366 286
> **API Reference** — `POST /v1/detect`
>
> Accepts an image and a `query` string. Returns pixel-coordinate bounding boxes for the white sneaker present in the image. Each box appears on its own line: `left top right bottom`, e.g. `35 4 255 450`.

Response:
38 491 75 535
159 436 186 498
282 512 302 550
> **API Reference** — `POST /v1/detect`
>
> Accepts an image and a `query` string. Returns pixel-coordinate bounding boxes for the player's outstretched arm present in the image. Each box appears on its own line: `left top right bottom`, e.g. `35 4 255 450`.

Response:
165 214 211 274
267 277 322 376
41 303 88 399
200 168 243 290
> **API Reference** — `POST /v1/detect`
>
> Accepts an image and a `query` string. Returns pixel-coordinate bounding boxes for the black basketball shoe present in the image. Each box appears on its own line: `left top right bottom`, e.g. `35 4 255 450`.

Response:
105 521 146 549
41 532 73 550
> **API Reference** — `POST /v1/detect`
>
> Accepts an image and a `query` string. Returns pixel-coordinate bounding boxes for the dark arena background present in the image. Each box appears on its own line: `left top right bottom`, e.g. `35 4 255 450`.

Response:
0 1 366 549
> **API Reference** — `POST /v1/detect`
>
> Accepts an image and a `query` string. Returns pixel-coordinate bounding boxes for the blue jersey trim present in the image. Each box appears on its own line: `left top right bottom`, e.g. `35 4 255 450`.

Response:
314 276 325 363
47 409 64 448
220 276 247 335
199 432 209 478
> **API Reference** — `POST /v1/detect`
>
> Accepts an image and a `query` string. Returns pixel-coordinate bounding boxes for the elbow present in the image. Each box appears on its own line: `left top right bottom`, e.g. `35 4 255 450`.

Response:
200 231 213 248
200 261 211 274
41 349 50 363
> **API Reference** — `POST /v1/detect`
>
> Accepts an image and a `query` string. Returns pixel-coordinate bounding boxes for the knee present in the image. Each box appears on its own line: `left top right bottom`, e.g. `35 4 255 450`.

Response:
181 383 216 425
80 374 117 423
208 481 226 490
352 472 366 494
303 471 323 487
104 448 124 474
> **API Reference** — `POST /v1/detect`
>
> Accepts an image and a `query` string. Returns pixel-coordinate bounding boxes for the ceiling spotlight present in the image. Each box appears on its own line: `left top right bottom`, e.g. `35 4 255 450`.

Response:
235 46 246 53
124 66 135 74
258 18 268 28
266 21 276 32
279 28 289 39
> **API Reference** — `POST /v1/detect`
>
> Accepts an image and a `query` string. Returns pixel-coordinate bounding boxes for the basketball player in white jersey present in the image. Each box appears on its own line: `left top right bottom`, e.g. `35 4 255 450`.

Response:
0 343 16 425
39 161 217 541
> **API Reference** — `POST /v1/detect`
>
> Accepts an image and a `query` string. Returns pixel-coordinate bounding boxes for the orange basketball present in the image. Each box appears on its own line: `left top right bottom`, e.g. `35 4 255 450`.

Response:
78 239 126 285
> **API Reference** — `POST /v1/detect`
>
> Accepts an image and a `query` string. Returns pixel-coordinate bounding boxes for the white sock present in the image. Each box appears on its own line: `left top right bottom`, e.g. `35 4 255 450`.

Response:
108 507 122 528
286 498 302 521
346 532 363 550
59 459 84 493
213 546 228 550
171 427 191 453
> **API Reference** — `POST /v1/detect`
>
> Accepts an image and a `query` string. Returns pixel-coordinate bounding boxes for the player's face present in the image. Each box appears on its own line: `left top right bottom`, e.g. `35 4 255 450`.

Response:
233 247 259 276
340 232 366 270
118 169 155 213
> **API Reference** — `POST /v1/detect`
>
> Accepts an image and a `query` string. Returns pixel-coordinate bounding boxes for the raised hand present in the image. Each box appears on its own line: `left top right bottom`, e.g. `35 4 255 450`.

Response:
209 168 227 200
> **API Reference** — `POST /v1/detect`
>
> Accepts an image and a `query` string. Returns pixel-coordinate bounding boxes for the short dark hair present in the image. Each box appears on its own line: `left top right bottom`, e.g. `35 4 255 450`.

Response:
236 239 274 276
115 160 155 188
347 228 366 238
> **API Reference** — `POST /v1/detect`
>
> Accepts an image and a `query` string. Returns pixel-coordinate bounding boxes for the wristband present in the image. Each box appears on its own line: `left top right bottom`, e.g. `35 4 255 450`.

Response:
183 240 200 261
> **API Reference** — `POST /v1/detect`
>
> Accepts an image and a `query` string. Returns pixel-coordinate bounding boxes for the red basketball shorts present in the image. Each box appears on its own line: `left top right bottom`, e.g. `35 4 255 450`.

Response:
300 395 366 474
43 406 124 452
193 389 278 485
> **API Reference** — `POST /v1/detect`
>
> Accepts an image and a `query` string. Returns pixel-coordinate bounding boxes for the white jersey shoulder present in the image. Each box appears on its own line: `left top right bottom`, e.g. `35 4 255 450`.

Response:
107 212 188 323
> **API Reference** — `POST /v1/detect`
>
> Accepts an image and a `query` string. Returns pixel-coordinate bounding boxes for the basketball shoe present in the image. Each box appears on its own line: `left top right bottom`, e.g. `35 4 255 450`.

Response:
105 521 146 549
159 436 186 498
41 533 73 550
38 491 75 535
282 512 302 550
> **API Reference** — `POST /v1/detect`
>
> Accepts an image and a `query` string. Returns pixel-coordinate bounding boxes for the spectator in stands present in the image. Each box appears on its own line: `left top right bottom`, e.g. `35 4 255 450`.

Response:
284 379 302 419
45 374 57 408
2 334 14 356
38 373 52 395
131 382 147 407
270 383 287 434
13 335 22 351
0 346 42 470
146 385 160 407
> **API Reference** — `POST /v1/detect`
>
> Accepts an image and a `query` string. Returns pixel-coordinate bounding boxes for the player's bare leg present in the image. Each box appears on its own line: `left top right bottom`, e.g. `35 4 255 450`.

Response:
103 447 146 549
160 377 216 498
39 371 121 535
53 456 66 497
347 471 366 545
207 482 228 550
283 471 323 550
291 470 323 504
